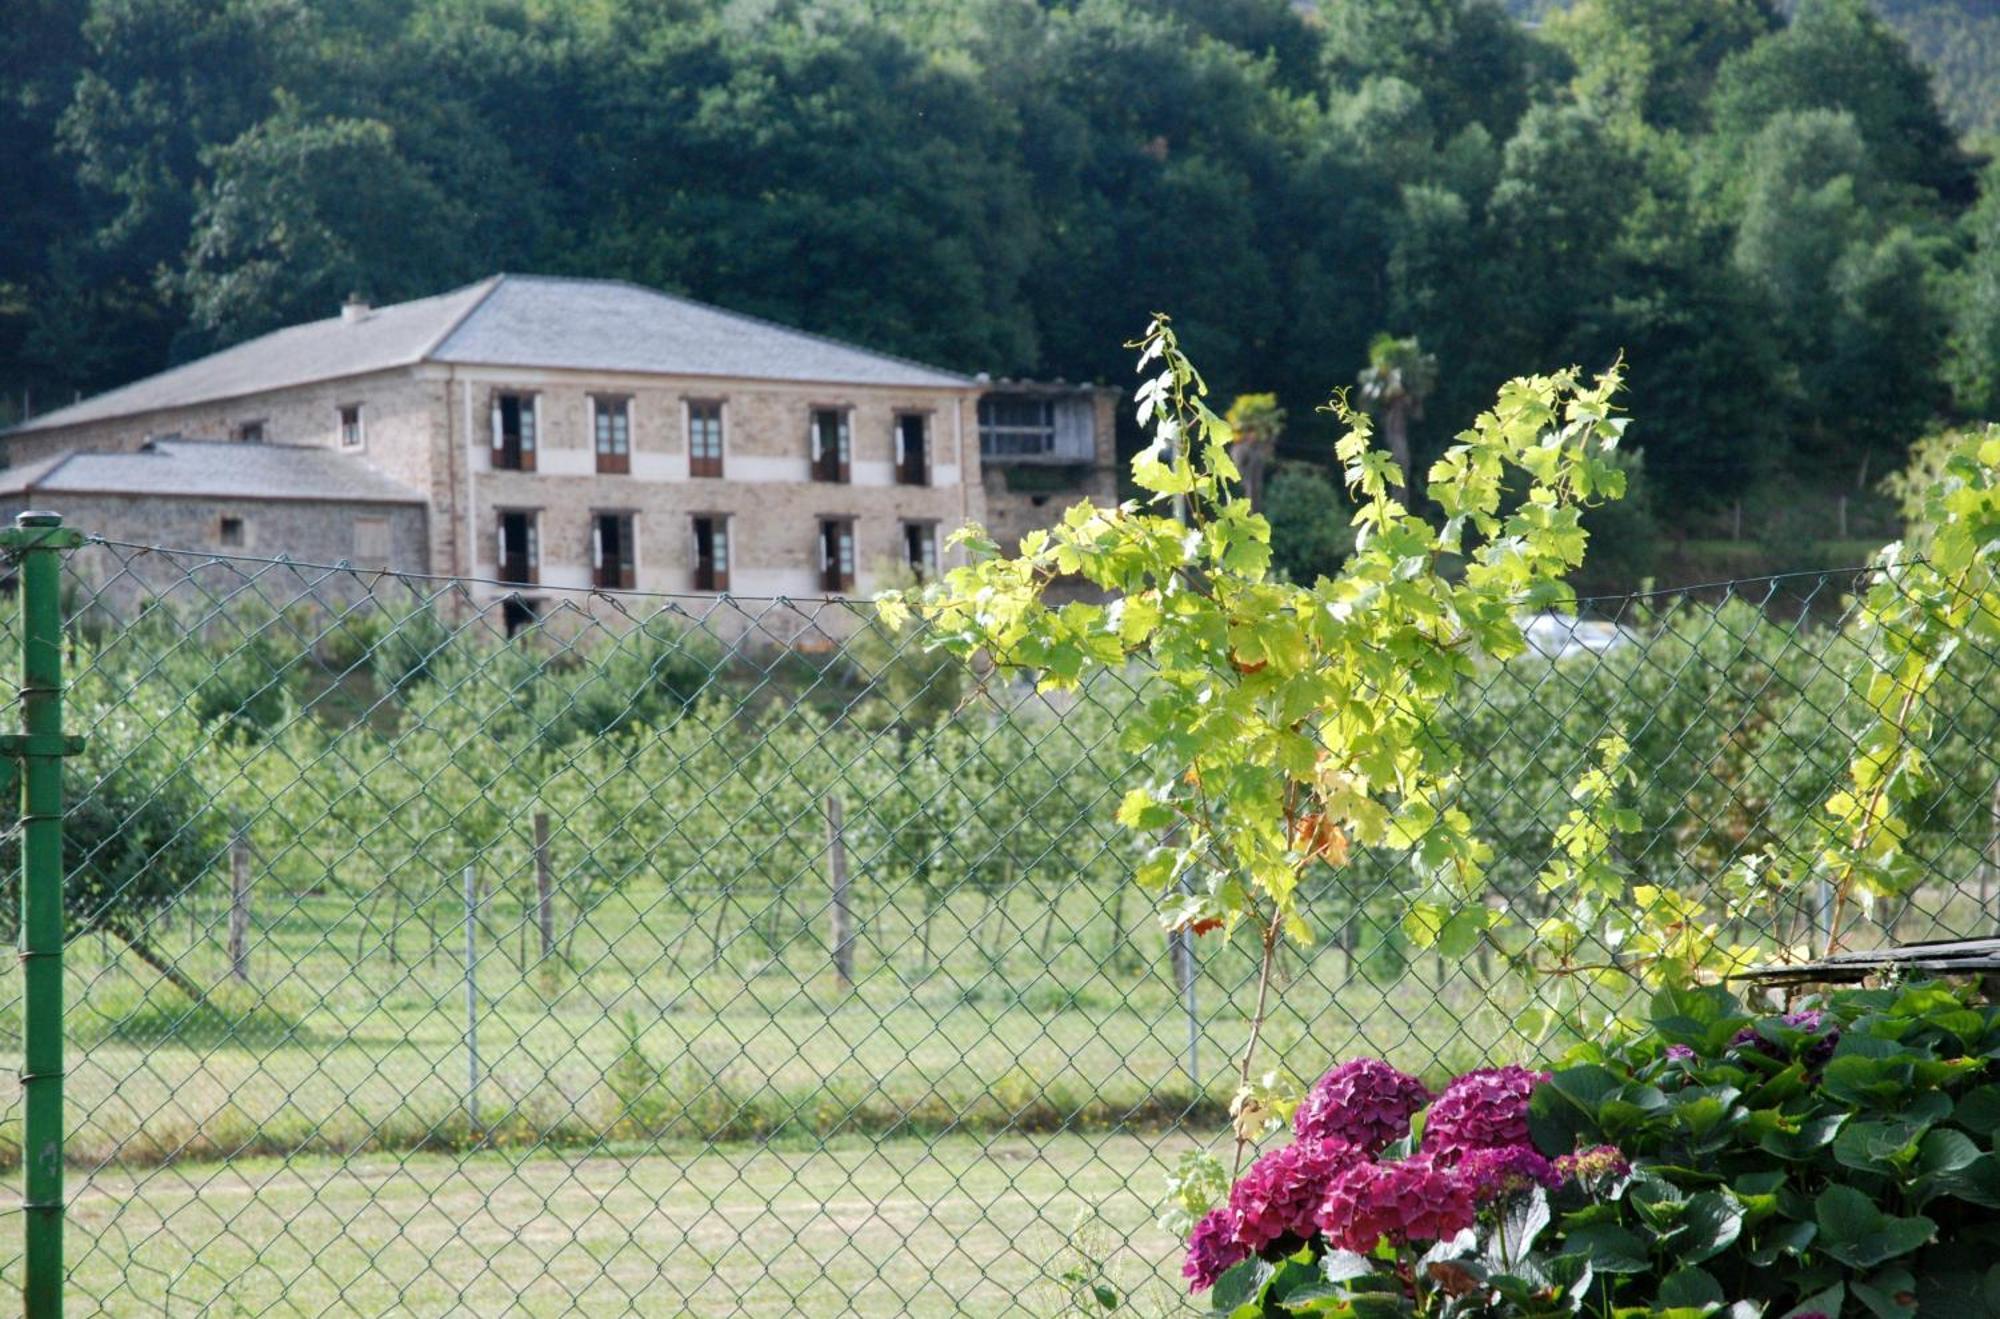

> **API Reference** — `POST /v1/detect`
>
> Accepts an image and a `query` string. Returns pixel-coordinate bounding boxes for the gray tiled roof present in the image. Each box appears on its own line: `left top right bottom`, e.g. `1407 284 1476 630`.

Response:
0 440 427 505
9 280 499 434
9 274 971 436
431 276 973 388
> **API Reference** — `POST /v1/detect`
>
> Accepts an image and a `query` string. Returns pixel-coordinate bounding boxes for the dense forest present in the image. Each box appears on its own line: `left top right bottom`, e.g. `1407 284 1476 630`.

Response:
5 0 2000 583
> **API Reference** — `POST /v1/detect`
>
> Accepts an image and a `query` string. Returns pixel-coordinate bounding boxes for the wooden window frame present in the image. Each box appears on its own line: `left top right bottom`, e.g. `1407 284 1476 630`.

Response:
688 399 725 479
902 520 939 579
218 515 247 549
895 412 930 486
810 407 851 483
591 510 637 590
495 508 540 586
338 404 365 449
977 395 1057 458
491 392 538 472
592 395 631 475
818 517 856 593
692 514 730 592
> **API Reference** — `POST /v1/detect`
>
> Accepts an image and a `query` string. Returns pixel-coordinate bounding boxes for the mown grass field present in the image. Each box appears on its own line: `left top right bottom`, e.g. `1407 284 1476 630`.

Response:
24 1132 1200 1315
0 869 1573 1314
0 830 1979 1311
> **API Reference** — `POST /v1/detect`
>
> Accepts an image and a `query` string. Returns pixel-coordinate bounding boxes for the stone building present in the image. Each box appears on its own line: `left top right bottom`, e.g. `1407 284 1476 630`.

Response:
975 380 1120 557
2 275 1120 628
0 438 431 612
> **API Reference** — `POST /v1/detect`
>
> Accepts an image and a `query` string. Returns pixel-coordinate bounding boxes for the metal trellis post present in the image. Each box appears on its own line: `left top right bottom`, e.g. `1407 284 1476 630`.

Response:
3 511 84 1319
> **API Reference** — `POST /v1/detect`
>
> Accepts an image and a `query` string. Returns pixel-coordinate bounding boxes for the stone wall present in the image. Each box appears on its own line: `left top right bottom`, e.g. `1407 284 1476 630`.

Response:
445 367 984 601
5 365 993 612
4 492 430 616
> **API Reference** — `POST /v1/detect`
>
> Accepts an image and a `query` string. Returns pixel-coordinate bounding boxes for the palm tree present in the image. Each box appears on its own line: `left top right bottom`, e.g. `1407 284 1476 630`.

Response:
1224 392 1285 511
1357 334 1439 501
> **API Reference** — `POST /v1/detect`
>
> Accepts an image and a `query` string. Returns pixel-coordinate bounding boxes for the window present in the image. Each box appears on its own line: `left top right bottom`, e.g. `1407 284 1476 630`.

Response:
692 515 730 592
592 512 637 590
339 404 365 449
818 518 856 593
235 420 266 444
903 521 938 578
218 516 246 549
495 510 539 585
895 413 929 486
352 516 392 569
501 596 540 638
593 396 631 475
490 392 537 472
978 395 1056 457
688 400 725 478
810 408 851 483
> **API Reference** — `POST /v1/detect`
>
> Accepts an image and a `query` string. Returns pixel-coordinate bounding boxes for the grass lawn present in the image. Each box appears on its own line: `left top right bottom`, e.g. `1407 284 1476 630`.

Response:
29 1131 1205 1316
0 877 1568 1314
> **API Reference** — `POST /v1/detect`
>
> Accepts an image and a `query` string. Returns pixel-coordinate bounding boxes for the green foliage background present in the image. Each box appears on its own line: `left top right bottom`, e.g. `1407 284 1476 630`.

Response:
7 0 2000 571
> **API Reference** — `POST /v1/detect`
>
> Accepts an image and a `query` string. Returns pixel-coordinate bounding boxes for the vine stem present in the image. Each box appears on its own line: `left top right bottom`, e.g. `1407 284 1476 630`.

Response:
1232 915 1283 1176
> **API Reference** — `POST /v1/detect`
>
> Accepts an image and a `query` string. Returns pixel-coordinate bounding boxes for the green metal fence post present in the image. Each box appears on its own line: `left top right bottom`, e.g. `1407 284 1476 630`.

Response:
5 511 82 1319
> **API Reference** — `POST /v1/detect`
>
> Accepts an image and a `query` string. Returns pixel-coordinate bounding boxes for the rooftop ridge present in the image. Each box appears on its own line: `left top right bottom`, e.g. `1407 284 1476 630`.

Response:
449 272 976 386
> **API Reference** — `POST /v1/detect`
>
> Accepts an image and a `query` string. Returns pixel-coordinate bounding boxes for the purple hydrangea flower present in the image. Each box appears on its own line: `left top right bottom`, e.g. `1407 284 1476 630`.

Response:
1228 1137 1366 1254
1454 1144 1559 1205
1315 1158 1476 1252
1293 1059 1433 1153
1182 1206 1249 1293
1422 1065 1549 1165
1555 1144 1630 1188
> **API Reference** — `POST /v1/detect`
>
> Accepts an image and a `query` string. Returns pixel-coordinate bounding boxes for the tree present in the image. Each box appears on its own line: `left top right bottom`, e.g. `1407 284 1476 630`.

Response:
1319 0 1556 140
1223 393 1284 510
1550 0 1778 133
179 103 482 344
1356 334 1438 499
1262 465 1354 585
1707 0 1972 204
581 12 1040 374
884 315 1630 1147
1729 109 1948 479
57 0 317 363
1950 160 2000 415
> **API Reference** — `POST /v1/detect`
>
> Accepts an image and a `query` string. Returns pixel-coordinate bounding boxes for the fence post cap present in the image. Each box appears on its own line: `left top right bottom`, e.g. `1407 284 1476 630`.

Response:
15 511 61 529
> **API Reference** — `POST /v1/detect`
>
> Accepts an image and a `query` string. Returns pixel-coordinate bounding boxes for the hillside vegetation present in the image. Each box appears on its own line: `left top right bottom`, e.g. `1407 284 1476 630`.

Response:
6 0 2000 583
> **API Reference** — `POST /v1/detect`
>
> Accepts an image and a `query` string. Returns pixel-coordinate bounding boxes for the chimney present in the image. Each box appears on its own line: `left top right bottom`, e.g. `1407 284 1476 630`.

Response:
341 292 370 324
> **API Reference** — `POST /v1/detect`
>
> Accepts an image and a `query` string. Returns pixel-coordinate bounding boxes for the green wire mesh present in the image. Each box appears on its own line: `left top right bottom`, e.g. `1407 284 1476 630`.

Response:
0 536 1994 1314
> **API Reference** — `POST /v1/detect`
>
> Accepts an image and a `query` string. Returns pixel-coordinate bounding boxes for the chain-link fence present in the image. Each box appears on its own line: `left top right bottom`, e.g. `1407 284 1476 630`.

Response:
0 526 1997 1314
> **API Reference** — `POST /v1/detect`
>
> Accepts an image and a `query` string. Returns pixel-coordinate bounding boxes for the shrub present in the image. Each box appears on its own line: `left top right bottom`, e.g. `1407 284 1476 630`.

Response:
1191 980 2000 1317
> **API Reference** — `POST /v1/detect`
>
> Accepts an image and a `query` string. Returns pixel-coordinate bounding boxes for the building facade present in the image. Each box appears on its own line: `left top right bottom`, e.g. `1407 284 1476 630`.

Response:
2 276 1118 627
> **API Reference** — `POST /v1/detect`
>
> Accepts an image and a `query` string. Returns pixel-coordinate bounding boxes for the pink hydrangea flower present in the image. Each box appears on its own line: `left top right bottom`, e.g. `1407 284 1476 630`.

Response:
1314 1158 1476 1252
1422 1065 1549 1165
1454 1144 1558 1205
1555 1144 1630 1188
1229 1137 1366 1254
1182 1206 1249 1293
1293 1058 1433 1153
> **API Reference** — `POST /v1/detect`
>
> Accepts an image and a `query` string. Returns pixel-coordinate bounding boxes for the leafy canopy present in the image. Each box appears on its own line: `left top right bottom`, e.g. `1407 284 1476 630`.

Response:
881 316 1628 948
